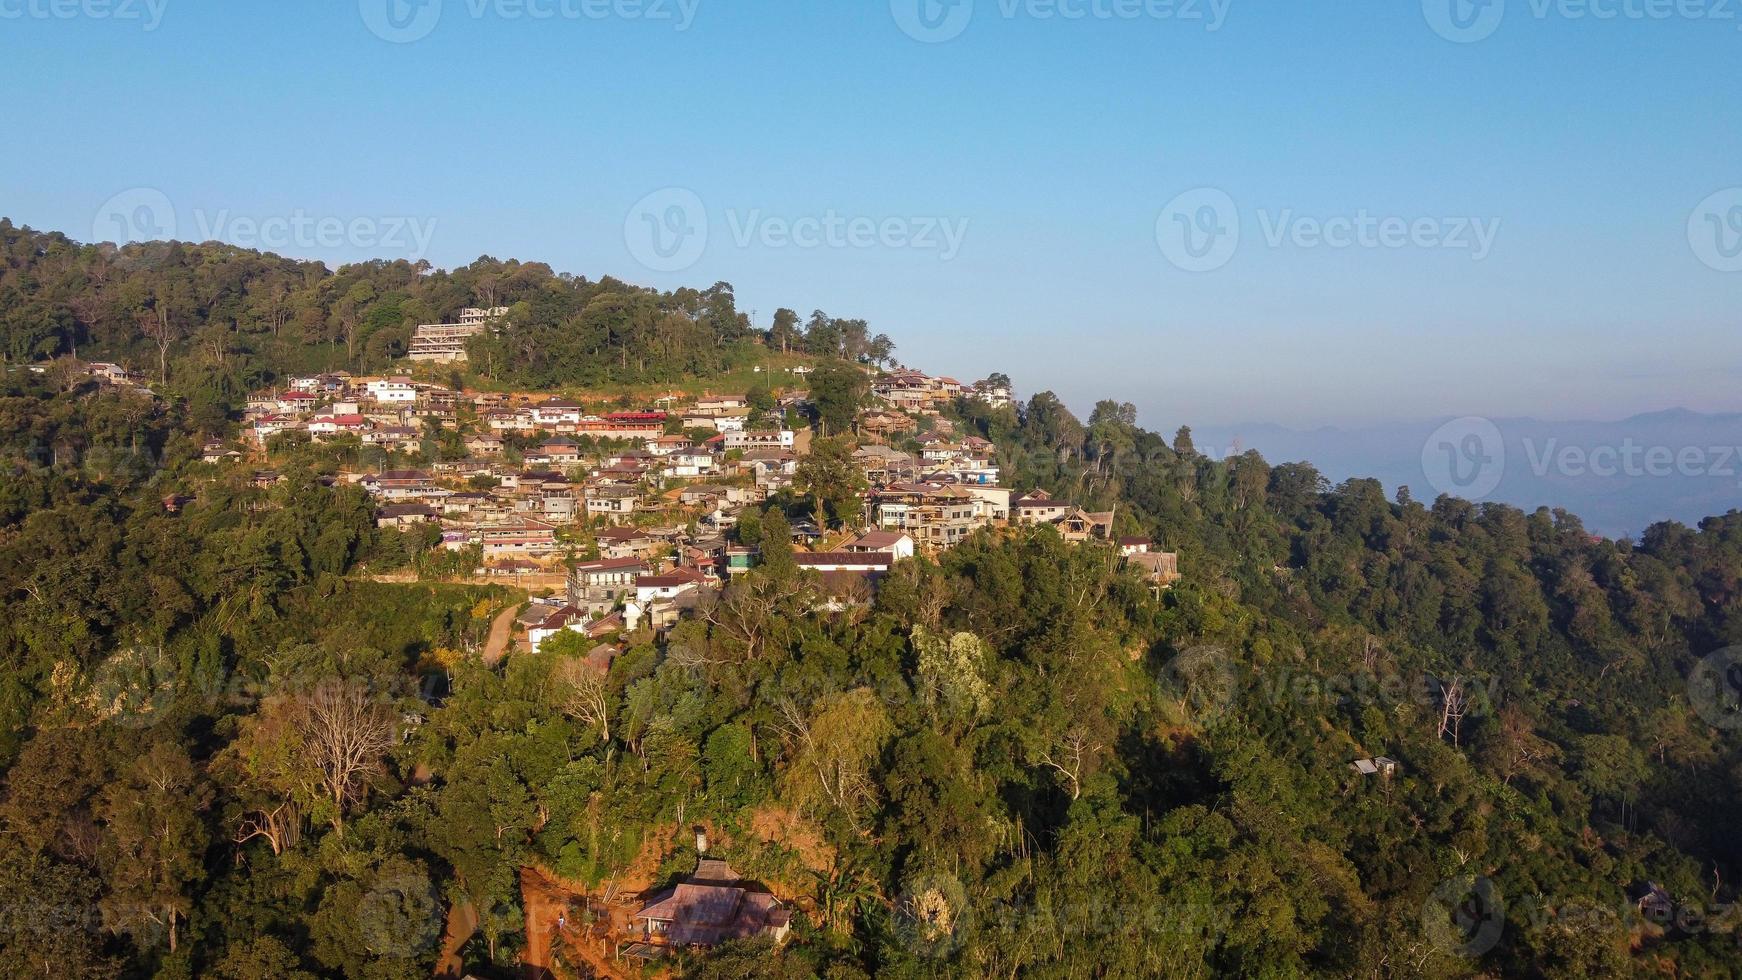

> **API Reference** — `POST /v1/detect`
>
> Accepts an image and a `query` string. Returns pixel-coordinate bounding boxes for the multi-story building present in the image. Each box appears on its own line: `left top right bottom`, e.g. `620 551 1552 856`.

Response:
363 378 418 403
408 307 508 363
530 398 584 427
585 486 640 521
567 556 649 607
575 418 665 442
723 429 795 450
467 518 560 558
869 482 987 550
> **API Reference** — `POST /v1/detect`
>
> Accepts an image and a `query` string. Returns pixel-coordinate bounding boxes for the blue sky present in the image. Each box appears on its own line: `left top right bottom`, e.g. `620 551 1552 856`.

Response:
3 0 1739 428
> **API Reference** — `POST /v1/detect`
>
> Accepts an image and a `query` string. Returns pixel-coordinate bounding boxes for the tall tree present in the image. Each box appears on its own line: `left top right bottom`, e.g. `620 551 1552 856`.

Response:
795 436 868 529
98 742 210 954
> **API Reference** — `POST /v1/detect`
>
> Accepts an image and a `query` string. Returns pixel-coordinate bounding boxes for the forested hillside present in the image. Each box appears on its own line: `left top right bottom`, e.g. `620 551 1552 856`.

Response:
0 220 889 411
1 227 1740 978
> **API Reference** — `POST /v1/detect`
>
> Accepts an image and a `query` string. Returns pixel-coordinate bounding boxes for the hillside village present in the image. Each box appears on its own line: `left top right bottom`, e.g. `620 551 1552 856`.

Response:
47 325 1185 968
183 339 1184 668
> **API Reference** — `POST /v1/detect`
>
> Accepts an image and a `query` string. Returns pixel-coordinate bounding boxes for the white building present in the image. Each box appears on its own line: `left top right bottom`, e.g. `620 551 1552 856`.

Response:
634 570 707 606
530 399 584 426
723 429 795 450
364 378 418 403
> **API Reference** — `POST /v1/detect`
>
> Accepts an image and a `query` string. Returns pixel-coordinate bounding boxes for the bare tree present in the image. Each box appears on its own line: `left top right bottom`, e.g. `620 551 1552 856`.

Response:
1361 634 1381 671
233 802 300 856
296 678 397 836
1034 727 1099 801
137 306 178 383
559 659 612 743
1437 677 1469 746
475 272 501 310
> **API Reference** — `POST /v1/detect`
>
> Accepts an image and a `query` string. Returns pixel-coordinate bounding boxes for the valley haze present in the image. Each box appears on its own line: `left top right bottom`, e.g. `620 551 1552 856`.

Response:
1193 408 1742 538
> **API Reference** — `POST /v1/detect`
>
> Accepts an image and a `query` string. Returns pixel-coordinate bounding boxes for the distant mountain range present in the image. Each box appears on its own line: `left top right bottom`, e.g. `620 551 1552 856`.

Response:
1192 409 1742 539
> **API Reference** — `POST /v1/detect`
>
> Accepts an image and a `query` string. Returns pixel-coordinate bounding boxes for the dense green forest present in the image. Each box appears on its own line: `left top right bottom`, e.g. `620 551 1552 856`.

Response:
2 228 1741 978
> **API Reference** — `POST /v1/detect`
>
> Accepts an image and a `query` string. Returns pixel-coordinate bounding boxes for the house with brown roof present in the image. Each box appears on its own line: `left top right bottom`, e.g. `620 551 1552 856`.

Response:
792 551 895 575
471 518 560 558
524 437 581 467
376 503 440 528
631 857 792 951
465 434 504 456
1126 549 1182 590
527 605 588 649
585 485 641 522
530 398 585 426
1057 508 1116 543
594 525 661 559
362 470 438 501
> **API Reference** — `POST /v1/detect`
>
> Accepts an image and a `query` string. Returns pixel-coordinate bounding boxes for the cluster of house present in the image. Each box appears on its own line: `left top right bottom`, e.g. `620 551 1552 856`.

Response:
242 373 462 449
870 368 1012 412
206 359 1179 653
357 441 806 565
514 523 921 645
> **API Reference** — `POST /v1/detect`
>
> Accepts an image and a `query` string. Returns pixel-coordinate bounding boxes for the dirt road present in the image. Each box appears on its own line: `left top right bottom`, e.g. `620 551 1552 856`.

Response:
483 602 521 667
520 867 631 980
434 899 479 979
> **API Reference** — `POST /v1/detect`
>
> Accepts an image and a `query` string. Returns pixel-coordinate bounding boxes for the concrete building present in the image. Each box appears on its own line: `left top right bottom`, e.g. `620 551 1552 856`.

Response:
408 307 508 363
